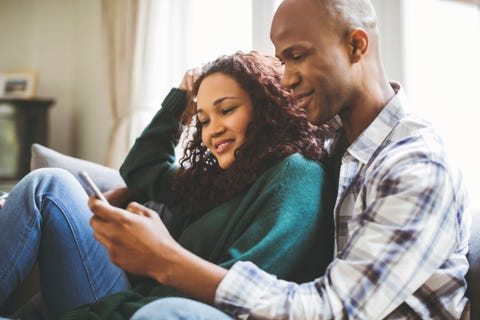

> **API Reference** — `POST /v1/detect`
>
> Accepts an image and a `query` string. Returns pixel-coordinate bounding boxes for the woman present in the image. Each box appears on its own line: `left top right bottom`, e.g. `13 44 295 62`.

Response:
0 52 334 320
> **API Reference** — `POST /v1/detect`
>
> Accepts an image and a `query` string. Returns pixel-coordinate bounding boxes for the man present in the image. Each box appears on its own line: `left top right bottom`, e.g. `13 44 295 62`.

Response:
90 0 470 318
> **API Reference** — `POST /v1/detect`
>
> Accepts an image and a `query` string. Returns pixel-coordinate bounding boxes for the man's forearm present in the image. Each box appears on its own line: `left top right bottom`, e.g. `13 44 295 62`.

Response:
151 244 228 304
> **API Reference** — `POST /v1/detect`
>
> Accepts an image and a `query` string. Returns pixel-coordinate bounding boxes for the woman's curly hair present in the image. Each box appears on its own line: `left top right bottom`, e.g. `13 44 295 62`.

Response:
172 51 329 217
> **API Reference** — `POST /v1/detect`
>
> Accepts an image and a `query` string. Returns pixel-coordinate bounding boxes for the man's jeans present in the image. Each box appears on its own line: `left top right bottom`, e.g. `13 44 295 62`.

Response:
132 297 234 320
0 168 130 319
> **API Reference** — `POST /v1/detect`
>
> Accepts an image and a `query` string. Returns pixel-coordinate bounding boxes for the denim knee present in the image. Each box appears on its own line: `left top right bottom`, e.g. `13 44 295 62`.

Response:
24 167 76 187
17 168 81 199
131 297 234 320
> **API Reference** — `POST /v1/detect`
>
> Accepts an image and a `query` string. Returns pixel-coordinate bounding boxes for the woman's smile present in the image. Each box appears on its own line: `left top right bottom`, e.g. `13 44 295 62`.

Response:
214 138 235 154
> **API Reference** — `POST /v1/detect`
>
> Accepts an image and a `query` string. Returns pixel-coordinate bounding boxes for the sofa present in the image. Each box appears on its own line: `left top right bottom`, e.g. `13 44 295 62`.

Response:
1 143 479 319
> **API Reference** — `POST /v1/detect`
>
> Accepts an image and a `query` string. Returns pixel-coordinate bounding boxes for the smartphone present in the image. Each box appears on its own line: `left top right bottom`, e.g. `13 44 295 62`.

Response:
79 170 109 204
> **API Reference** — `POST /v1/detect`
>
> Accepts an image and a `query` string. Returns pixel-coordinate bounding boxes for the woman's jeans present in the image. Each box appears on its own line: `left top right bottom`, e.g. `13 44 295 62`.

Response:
131 297 234 320
0 168 130 319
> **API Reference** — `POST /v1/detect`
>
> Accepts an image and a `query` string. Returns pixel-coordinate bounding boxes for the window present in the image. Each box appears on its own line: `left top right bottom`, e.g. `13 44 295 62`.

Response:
403 0 480 210
147 0 280 107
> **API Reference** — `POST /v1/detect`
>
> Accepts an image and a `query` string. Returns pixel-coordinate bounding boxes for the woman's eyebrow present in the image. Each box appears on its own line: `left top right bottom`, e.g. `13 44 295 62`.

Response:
213 96 236 106
197 97 237 114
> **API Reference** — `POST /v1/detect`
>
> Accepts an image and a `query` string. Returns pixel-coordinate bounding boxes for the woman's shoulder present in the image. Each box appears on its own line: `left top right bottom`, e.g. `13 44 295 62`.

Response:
278 153 326 172
264 153 327 182
243 153 331 202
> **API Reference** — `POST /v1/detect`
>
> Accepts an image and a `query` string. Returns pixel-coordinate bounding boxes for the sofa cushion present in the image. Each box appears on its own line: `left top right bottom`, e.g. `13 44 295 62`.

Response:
30 143 125 192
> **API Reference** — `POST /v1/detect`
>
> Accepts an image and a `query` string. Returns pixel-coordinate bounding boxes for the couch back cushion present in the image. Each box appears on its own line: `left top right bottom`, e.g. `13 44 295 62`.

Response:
30 143 125 192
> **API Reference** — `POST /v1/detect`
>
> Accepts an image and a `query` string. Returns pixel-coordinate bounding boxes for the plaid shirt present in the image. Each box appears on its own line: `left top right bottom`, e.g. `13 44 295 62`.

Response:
215 83 470 319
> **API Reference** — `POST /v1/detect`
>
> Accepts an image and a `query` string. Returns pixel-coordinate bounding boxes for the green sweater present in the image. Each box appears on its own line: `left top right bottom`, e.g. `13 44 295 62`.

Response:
64 89 334 320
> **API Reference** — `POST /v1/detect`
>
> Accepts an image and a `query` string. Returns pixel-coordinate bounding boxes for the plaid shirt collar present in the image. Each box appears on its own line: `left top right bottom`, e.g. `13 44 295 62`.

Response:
331 82 406 165
329 82 410 251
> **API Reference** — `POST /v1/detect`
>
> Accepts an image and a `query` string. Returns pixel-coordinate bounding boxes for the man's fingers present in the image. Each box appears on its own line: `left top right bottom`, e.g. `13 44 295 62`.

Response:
88 195 126 221
90 228 123 267
125 201 143 214
90 214 129 253
90 215 115 248
125 202 156 217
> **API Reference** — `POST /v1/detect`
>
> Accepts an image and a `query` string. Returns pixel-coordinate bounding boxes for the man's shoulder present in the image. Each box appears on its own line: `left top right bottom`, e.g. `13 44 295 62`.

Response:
384 113 447 162
365 113 463 188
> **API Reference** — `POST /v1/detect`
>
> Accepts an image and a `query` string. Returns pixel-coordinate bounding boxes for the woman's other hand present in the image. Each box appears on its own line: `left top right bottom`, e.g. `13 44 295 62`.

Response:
179 68 201 92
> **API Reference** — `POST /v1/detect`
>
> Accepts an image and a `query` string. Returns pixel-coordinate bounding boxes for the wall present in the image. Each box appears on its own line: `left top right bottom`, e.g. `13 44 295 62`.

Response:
0 0 111 165
70 0 111 164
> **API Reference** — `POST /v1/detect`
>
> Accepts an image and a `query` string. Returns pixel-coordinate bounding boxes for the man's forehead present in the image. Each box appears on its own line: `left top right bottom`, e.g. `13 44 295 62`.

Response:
270 1 318 54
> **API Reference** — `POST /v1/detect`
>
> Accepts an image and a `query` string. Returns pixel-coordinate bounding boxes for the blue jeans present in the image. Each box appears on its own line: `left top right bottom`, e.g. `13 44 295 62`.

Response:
0 168 130 319
131 297 234 320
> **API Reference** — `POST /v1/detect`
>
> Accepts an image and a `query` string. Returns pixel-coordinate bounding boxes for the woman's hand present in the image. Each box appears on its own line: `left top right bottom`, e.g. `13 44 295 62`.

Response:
178 68 201 92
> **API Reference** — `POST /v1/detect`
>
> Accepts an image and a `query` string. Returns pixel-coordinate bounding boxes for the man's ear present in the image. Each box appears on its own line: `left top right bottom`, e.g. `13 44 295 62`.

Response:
348 28 368 63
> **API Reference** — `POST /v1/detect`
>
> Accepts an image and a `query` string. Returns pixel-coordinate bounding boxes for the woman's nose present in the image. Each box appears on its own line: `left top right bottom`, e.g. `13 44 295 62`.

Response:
207 119 225 138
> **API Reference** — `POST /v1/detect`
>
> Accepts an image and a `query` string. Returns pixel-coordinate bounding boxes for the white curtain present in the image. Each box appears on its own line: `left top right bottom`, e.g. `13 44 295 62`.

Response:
101 0 192 168
101 0 138 168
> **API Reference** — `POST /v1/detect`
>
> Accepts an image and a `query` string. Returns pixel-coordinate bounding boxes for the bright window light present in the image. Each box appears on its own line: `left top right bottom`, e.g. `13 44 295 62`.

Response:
403 0 480 210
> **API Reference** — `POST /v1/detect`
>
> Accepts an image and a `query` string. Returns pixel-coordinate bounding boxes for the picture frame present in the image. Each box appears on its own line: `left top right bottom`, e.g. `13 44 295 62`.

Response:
0 71 37 99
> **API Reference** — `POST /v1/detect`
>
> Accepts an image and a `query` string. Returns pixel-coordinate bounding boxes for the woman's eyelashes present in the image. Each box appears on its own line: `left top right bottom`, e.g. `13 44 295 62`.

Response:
198 117 210 127
197 106 239 127
221 105 238 115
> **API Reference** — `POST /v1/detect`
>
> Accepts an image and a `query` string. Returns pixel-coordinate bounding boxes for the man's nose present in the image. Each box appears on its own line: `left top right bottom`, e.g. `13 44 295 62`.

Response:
281 67 300 90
